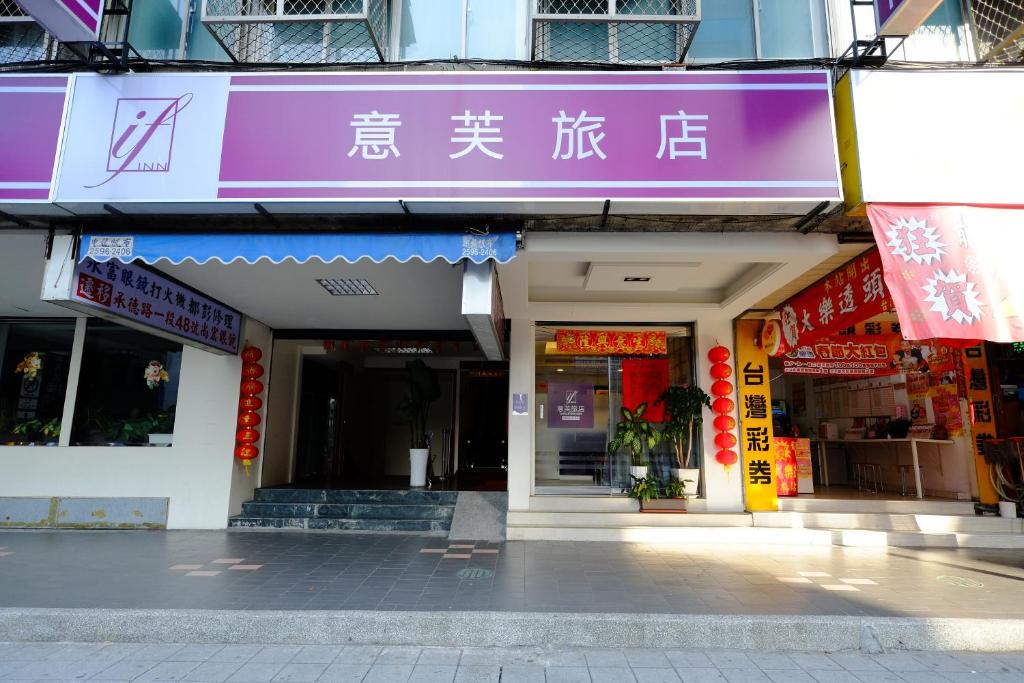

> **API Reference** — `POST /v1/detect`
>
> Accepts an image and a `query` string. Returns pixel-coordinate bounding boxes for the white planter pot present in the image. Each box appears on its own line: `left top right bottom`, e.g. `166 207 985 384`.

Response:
147 433 173 446
999 501 1018 518
409 448 430 487
673 468 700 497
629 465 648 480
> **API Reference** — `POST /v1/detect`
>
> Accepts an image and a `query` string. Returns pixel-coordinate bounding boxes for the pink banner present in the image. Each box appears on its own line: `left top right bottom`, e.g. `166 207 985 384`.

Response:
868 204 1024 343
0 76 68 201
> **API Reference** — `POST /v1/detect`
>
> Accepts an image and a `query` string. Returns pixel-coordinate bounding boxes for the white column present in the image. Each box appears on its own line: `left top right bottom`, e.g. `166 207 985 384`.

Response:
695 318 744 512
507 318 535 512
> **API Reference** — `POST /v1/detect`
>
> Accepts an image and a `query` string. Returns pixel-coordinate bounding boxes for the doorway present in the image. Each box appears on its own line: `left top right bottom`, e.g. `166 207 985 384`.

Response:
293 356 343 484
457 362 509 490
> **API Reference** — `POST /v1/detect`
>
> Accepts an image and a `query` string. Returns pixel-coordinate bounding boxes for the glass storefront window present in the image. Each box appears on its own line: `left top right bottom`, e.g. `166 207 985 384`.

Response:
0 320 76 445
534 326 696 494
71 320 183 446
687 0 756 60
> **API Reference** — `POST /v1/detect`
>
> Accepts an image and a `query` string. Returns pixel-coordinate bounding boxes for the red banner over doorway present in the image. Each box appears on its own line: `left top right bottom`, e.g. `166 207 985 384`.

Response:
867 204 1024 343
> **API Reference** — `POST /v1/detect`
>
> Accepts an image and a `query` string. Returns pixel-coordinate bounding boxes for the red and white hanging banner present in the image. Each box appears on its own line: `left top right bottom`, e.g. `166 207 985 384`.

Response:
773 248 894 352
867 204 1024 343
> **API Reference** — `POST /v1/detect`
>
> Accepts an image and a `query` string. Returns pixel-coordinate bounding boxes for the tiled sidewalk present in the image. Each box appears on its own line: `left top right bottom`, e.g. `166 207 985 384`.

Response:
1 641 1023 682
1 530 1023 617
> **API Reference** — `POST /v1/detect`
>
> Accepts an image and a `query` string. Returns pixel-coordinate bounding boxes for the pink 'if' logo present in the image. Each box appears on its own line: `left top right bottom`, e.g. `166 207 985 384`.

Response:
87 93 193 188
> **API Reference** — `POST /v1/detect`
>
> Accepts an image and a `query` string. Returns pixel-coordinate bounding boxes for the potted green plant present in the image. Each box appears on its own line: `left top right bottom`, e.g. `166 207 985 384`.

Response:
399 359 440 487
12 417 61 445
608 402 661 480
657 384 712 496
647 479 690 513
627 475 659 509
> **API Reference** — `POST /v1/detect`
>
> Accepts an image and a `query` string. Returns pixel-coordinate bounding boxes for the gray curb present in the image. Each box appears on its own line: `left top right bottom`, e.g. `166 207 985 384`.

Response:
2 609 1024 652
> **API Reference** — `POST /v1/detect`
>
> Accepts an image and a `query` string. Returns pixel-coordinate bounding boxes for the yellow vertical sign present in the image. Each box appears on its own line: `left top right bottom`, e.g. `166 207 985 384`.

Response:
735 319 779 512
963 344 999 505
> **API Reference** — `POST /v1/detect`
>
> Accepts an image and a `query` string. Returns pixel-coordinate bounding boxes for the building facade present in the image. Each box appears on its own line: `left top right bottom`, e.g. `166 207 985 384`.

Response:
1 1 1022 537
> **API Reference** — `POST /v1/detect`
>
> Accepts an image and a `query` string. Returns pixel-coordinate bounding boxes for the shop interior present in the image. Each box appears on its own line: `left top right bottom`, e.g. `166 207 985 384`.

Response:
533 325 697 495
262 336 509 492
768 314 979 503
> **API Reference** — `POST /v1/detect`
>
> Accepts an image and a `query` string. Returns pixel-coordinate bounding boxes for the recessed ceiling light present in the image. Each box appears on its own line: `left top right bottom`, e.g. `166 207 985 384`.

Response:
556 368 564 372
623 276 651 282
316 278 378 296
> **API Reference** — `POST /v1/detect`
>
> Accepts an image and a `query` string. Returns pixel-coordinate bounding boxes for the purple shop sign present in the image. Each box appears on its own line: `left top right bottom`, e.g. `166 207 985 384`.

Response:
69 254 242 355
218 71 840 202
548 383 594 430
14 0 103 42
0 75 69 201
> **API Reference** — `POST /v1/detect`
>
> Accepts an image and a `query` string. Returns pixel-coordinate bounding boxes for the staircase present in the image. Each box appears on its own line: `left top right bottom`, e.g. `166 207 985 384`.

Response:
228 489 457 534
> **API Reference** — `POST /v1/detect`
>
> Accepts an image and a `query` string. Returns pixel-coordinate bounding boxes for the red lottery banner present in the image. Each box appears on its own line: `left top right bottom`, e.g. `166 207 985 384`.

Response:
782 333 902 377
621 358 670 423
868 204 1024 343
774 248 894 351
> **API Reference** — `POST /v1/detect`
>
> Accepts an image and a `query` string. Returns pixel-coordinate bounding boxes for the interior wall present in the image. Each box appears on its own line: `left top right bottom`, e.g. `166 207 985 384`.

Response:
261 340 304 488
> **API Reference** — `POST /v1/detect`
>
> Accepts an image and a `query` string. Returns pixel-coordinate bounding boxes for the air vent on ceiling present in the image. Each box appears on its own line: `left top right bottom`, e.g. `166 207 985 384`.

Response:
316 278 378 296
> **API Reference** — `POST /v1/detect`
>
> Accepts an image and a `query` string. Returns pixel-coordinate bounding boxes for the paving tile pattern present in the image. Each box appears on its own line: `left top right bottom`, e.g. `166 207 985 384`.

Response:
1 531 1024 616
0 643 1022 682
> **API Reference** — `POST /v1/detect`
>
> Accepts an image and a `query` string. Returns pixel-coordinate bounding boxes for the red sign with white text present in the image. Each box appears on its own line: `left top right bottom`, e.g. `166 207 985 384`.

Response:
783 334 902 377
775 248 894 351
868 204 1024 343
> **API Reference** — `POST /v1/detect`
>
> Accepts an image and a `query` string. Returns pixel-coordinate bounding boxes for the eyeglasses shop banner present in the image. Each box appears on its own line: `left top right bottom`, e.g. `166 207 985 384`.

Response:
42 71 841 207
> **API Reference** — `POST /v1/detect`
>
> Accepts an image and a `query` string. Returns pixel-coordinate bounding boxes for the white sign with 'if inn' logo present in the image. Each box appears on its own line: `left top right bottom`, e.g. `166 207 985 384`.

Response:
55 74 231 204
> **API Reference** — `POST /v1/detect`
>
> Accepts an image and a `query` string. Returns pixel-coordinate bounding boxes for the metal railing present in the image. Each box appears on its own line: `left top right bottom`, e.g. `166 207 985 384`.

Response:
532 0 700 64
970 0 1024 63
202 0 391 63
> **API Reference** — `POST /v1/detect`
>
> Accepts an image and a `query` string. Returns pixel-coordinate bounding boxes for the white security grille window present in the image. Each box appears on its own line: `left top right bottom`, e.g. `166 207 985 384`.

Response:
0 0 51 63
202 0 391 63
970 0 1024 63
532 0 701 64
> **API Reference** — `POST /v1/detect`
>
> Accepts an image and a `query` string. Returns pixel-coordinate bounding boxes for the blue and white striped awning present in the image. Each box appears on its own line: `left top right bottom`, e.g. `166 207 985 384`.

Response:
80 232 517 265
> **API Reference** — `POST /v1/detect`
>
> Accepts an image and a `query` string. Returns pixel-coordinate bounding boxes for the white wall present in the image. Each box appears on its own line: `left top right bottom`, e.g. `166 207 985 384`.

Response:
0 341 245 529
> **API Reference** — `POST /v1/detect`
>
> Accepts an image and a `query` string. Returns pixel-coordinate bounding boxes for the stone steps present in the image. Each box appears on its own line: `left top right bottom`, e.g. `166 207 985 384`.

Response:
229 488 456 534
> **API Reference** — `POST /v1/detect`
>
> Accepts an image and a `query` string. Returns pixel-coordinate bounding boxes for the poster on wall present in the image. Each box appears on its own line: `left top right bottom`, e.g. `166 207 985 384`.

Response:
930 385 964 437
547 383 594 429
621 358 670 423
783 334 902 377
735 319 779 512
774 437 799 497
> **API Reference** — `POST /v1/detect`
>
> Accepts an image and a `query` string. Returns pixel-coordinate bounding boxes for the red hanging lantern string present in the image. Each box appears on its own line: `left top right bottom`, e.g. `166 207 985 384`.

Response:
235 345 266 476
707 344 738 470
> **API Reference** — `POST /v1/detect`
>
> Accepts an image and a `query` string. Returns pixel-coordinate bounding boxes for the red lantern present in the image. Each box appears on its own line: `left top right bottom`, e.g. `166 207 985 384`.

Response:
711 380 733 397
234 444 259 461
237 411 261 428
240 379 264 396
239 395 263 412
242 363 264 379
237 428 260 444
710 363 732 380
708 345 731 364
241 347 262 363
714 432 737 449
713 414 736 431
715 449 738 466
712 397 735 415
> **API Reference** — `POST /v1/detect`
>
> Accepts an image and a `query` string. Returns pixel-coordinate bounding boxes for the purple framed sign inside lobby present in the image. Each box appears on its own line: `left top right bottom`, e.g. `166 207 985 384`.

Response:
52 71 841 206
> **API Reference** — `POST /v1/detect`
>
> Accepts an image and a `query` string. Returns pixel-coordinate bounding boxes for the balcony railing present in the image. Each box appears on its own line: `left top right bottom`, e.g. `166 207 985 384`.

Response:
532 0 700 64
202 0 391 63
970 0 1024 63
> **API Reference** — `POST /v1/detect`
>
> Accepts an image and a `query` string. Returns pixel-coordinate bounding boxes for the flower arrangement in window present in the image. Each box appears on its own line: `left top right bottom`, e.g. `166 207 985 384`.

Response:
14 352 42 380
144 360 170 389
